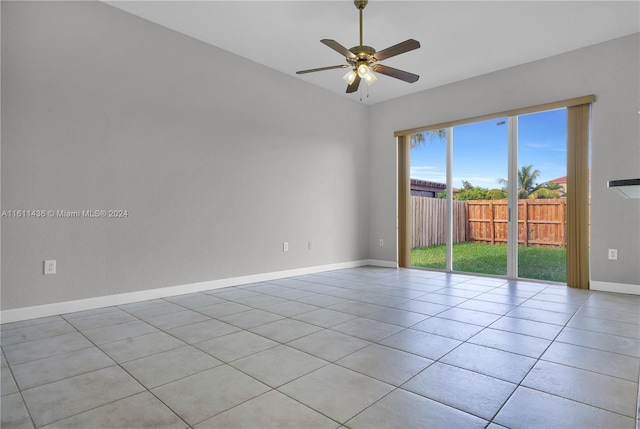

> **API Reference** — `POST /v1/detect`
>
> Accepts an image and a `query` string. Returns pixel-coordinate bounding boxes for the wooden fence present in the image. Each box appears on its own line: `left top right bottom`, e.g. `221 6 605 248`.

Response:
466 199 567 248
411 197 466 247
412 197 568 248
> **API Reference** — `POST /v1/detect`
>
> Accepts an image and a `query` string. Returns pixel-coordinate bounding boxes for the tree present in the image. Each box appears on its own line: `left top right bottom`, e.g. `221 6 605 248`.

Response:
486 188 508 200
455 181 488 200
446 181 506 200
410 130 446 149
498 165 541 198
528 181 563 199
498 165 566 199
528 188 561 199
518 165 541 198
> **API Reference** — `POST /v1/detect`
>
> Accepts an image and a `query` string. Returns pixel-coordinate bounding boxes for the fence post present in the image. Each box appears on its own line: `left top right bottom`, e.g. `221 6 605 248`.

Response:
465 201 470 242
489 201 495 244
523 200 529 247
561 199 566 248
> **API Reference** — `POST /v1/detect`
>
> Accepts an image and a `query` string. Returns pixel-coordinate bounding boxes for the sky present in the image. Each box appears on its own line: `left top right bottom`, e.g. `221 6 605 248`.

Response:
410 108 568 190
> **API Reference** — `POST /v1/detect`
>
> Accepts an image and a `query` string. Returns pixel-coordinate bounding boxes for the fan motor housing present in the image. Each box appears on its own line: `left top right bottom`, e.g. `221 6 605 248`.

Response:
349 45 375 60
354 0 368 10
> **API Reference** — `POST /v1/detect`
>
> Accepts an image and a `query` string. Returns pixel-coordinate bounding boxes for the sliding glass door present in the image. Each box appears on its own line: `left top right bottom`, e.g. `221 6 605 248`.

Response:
409 108 571 283
409 129 448 270
516 109 568 282
451 118 508 276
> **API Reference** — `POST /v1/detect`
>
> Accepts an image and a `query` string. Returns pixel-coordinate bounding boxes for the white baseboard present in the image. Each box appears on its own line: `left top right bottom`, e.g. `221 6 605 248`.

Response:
0 259 396 324
590 280 640 295
366 259 399 268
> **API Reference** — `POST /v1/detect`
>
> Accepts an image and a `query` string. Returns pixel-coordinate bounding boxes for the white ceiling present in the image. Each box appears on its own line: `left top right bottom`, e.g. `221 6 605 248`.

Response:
106 1 640 105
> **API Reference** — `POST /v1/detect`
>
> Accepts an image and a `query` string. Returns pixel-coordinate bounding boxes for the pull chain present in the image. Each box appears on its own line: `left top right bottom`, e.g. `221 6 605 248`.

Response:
359 83 370 102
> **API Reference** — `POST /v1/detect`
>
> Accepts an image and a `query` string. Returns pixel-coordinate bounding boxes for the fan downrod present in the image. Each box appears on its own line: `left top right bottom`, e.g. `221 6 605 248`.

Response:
354 0 368 49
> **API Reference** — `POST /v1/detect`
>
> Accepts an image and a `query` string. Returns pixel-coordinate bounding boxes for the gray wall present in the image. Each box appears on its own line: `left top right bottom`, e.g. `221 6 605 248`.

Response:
368 34 640 287
1 1 369 310
3 2 638 313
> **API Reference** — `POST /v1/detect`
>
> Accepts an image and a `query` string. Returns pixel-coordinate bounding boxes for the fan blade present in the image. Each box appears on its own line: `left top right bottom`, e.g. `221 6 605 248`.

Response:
296 65 349 75
373 64 419 83
346 75 361 93
321 39 357 59
373 39 420 61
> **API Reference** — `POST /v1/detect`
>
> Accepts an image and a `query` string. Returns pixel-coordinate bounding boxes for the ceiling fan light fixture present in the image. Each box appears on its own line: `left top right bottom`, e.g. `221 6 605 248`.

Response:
343 69 357 85
357 63 371 78
364 70 377 85
356 62 377 86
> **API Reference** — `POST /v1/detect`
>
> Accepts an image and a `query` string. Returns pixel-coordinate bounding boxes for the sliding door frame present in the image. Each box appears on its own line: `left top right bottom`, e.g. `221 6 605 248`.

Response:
397 135 411 268
397 95 594 288
507 116 519 279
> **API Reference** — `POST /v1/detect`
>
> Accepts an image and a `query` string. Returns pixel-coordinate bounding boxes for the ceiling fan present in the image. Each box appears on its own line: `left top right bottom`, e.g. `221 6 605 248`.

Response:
296 0 420 94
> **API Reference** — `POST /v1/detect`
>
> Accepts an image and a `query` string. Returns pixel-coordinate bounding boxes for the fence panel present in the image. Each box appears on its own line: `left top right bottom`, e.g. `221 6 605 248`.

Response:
411 197 466 248
465 200 509 245
518 199 566 247
466 199 567 248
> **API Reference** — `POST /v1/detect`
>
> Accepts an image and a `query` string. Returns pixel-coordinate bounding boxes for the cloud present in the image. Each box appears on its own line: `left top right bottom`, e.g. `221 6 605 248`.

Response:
524 142 551 149
410 166 446 183
522 140 566 152
411 166 438 172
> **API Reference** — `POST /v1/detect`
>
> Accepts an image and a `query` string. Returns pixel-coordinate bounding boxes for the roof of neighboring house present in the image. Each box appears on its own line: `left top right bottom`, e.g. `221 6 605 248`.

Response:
410 179 459 193
549 170 591 184
411 179 447 190
549 176 567 184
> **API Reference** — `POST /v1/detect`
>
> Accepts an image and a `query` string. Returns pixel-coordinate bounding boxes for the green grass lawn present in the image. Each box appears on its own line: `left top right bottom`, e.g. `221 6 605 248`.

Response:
411 241 567 283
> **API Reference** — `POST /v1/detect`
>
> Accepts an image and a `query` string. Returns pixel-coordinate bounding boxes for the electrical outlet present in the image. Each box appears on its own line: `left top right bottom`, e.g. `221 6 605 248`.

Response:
308 241 312 250
608 249 618 260
283 242 289 252
44 260 56 275
379 239 384 247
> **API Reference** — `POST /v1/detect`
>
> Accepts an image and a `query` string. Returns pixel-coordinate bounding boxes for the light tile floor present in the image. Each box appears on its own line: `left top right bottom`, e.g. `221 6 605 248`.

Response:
2 267 639 428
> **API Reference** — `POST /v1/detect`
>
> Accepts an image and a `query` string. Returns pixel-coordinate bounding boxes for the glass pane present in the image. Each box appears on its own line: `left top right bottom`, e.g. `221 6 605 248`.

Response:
452 118 508 276
410 129 448 270
517 108 567 283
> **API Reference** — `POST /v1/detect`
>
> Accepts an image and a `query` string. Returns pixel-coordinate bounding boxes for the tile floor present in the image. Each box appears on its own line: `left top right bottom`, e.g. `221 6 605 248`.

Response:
1 267 639 428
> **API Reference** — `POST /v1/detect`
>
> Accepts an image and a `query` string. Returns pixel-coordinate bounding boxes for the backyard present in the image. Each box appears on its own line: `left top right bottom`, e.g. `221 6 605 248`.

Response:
411 242 567 283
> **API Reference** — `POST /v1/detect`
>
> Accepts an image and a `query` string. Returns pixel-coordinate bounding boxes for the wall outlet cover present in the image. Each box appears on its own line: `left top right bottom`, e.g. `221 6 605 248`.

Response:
44 260 56 275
